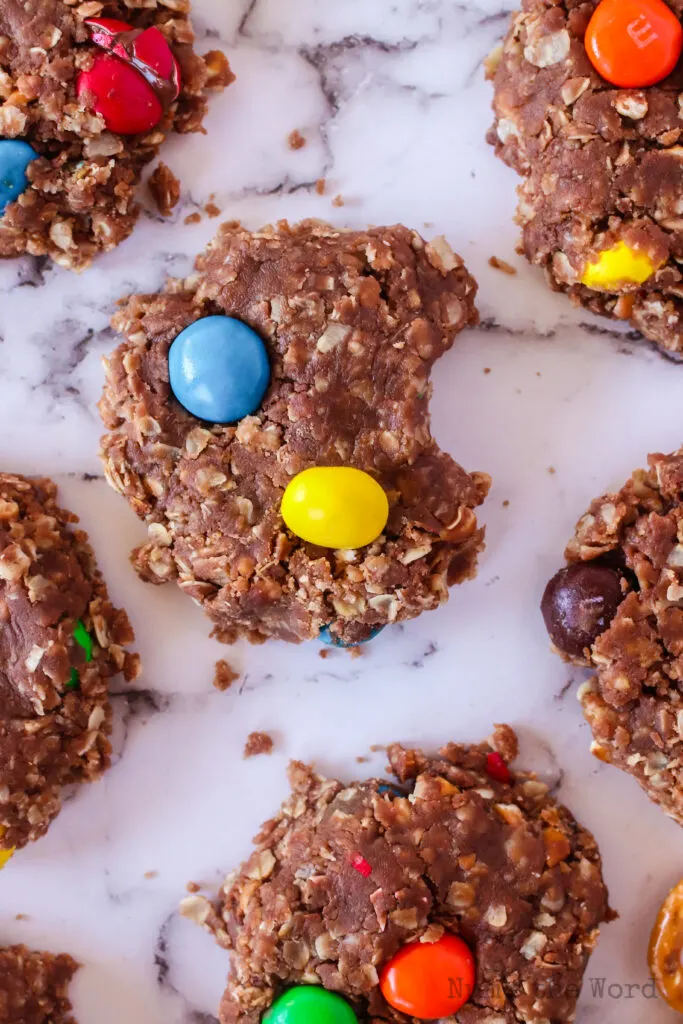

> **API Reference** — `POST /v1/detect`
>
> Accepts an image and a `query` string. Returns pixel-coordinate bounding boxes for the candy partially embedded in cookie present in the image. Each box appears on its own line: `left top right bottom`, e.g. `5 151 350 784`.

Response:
181 727 610 1024
77 17 182 135
0 1 232 269
168 316 270 424
0 140 38 215
541 444 683 826
0 474 138 853
585 0 683 88
488 0 683 356
99 220 491 647
0 944 79 1024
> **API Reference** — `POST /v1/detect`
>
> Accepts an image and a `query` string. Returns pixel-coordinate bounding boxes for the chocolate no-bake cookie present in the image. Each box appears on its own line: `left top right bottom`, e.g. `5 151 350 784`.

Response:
488 0 683 356
182 726 610 1024
0 473 138 854
0 945 78 1024
0 0 232 270
99 219 490 646
542 445 683 825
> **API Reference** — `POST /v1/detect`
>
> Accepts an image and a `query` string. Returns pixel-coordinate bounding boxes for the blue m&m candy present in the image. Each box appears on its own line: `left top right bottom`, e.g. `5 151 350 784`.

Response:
0 140 38 215
319 625 385 648
168 315 270 424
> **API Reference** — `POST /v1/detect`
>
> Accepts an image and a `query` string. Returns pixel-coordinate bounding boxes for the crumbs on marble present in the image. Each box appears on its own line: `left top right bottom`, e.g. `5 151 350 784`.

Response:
244 731 274 758
149 162 180 217
370 744 386 752
350 645 364 659
488 255 517 276
14 913 29 921
332 194 345 208
288 129 307 150
144 870 158 880
548 466 556 475
483 367 491 374
186 881 201 894
214 659 239 691
315 178 326 196
319 648 330 659
356 755 370 763
184 212 202 226
502 499 510 508
205 195 221 218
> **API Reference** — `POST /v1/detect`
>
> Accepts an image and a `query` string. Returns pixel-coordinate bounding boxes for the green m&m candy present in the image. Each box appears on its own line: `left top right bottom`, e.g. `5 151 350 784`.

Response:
263 987 358 1024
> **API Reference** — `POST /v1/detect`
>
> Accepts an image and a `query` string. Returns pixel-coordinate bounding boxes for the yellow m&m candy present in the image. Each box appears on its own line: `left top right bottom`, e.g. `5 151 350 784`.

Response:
0 827 14 869
581 241 658 290
281 467 389 549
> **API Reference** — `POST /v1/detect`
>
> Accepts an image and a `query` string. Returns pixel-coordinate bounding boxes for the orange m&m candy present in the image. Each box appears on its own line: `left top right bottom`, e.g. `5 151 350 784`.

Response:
585 0 683 88
379 933 475 1019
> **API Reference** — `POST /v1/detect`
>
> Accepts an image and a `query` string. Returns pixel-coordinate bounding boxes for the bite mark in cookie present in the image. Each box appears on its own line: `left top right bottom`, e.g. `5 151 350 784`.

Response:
0 474 138 853
182 726 610 1024
99 219 490 647
542 445 683 825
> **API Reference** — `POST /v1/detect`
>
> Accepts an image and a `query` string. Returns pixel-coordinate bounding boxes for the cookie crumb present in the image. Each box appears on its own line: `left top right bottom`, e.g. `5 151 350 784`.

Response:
319 649 330 659
356 755 369 763
315 178 326 195
350 645 364 659
288 130 306 150
204 50 236 90
14 914 29 921
244 731 274 758
149 162 180 217
548 466 556 475
488 255 517 276
502 499 510 508
186 881 201 894
205 202 221 219
213 659 239 691
184 212 202 226
144 870 158 880
370 744 386 753
483 367 491 374
332 194 345 208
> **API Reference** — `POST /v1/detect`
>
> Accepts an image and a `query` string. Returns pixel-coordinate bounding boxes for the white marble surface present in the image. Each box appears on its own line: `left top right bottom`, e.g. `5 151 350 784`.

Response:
1 1 683 1021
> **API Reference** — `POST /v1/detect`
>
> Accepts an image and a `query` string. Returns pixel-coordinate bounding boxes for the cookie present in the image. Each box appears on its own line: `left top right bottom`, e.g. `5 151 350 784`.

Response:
181 726 610 1024
542 445 683 825
488 0 683 357
0 474 138 854
99 220 490 647
0 945 78 1024
0 0 232 270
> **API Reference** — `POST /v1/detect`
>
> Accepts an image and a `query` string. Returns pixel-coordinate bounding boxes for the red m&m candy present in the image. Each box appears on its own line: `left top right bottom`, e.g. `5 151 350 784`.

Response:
379 933 475 1019
585 0 683 88
77 18 181 135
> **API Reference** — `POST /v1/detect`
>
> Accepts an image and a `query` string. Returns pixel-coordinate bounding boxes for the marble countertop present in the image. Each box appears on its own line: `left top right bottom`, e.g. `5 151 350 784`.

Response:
1 1 682 1021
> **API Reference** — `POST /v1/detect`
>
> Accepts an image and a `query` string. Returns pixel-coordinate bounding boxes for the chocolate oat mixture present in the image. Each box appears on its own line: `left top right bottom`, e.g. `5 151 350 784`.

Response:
0 474 138 851
99 219 490 646
182 727 610 1024
543 445 683 825
0 0 232 269
0 945 78 1024
489 0 683 355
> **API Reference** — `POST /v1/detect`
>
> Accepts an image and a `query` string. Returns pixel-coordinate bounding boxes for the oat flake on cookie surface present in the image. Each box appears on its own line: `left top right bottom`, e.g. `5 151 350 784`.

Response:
99 219 490 647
